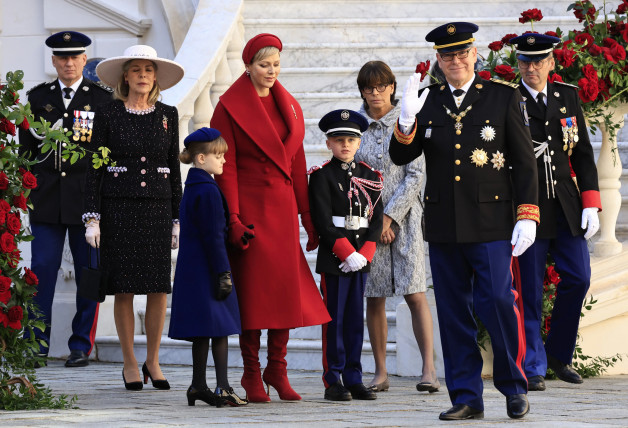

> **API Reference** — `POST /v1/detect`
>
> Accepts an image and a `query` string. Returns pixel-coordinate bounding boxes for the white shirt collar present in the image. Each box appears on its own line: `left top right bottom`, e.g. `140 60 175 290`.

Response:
448 76 475 96
58 76 84 94
521 80 547 103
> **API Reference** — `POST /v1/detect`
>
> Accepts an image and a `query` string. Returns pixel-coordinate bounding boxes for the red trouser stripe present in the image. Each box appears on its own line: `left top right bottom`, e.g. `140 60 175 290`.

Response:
510 255 527 382
87 303 100 355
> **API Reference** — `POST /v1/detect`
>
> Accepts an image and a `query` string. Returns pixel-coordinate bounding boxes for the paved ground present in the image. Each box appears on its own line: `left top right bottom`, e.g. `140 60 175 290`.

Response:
1 360 627 427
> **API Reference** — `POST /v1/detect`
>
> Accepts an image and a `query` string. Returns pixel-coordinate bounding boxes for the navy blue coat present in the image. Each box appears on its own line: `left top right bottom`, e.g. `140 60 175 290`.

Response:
168 168 241 339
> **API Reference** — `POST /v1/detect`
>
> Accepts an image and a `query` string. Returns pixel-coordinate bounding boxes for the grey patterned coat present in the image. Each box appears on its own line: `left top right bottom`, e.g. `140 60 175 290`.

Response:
355 101 427 297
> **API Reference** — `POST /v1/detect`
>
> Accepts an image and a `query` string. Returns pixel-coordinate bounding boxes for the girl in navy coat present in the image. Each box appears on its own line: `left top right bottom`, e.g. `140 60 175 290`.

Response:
168 127 247 407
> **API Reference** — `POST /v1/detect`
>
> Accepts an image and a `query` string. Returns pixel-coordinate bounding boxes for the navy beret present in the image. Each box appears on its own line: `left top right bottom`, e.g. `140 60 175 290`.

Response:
319 109 369 137
184 127 221 148
426 22 478 53
46 31 91 56
511 33 560 62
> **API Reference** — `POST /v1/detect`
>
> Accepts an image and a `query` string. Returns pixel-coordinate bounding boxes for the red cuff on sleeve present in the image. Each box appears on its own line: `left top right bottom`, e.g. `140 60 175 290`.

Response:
358 241 376 263
581 190 602 211
332 238 356 261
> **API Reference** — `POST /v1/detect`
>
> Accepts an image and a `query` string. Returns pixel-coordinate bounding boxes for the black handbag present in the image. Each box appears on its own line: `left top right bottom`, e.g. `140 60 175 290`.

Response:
78 246 109 303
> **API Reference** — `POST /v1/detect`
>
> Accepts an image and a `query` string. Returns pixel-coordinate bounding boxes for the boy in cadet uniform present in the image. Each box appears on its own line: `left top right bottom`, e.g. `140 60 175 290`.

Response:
308 109 384 402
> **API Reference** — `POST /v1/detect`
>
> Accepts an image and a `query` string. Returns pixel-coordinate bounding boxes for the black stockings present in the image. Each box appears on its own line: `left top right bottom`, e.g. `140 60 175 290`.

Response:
191 337 230 390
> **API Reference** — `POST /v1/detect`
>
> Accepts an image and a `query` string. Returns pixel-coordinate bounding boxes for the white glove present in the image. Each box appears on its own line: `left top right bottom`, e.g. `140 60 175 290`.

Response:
85 222 101 248
345 252 368 272
399 74 430 127
172 223 180 249
511 219 536 257
339 261 352 273
581 207 599 240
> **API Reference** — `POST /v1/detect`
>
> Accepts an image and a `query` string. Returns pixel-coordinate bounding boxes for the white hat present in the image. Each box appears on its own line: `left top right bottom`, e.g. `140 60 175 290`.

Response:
96 45 184 90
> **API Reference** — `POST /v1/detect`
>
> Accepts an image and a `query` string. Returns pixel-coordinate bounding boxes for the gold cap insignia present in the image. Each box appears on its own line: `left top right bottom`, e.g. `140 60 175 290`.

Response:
491 151 506 171
63 32 71 42
470 148 489 167
560 107 566 113
527 36 535 45
341 110 350 120
447 24 456 35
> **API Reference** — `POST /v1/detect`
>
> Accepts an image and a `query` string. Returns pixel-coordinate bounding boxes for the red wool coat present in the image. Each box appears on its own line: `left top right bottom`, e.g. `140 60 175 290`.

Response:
211 73 331 330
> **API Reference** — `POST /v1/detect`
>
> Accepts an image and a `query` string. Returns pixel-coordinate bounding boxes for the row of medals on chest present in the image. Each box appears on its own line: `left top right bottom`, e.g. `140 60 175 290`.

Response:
72 108 95 142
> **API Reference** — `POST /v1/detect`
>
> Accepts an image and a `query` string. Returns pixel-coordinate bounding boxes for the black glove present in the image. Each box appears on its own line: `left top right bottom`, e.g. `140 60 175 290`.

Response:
216 271 233 300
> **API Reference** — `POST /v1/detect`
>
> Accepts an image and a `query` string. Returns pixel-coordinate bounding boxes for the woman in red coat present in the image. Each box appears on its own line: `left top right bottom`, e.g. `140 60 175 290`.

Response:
210 33 330 403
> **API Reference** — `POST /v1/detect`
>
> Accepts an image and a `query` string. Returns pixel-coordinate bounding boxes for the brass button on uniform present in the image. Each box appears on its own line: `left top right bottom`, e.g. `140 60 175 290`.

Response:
495 195 499 200
548 136 552 141
63 113 68 118
455 176 461 181
455 144 461 149
455 159 461 165
425 196 429 200
61 172 66 177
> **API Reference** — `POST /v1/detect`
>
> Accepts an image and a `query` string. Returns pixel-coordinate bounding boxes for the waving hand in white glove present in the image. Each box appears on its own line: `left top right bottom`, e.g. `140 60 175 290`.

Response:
85 221 101 248
511 219 536 257
399 74 430 128
581 207 600 240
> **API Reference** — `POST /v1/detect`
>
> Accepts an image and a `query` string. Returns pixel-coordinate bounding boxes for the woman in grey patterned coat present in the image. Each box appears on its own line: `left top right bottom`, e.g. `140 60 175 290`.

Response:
354 61 438 392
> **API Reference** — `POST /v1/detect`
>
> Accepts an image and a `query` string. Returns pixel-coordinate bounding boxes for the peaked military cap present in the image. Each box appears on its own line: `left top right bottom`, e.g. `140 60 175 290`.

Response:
426 22 479 53
184 127 221 148
511 33 561 62
45 31 91 56
319 109 368 138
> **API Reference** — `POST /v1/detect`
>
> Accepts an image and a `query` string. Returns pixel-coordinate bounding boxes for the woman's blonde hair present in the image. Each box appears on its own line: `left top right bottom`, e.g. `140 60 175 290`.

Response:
113 59 161 105
250 46 280 64
179 136 228 164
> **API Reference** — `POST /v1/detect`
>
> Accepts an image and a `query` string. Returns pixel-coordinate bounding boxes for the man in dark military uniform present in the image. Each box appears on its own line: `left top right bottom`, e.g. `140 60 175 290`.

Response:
309 109 383 402
511 33 601 391
18 31 112 367
389 22 540 420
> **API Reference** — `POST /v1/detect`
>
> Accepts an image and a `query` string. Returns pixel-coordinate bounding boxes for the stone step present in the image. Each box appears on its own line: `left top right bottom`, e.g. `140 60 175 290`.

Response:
94 335 397 374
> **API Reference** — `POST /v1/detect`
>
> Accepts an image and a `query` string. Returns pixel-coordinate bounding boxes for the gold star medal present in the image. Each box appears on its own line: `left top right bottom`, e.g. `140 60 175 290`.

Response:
470 148 489 167
491 151 506 170
480 126 496 142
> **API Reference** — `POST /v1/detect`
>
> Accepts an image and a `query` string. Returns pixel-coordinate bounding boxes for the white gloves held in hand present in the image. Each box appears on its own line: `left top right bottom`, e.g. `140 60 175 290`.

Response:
85 221 101 248
581 207 599 240
339 252 368 273
399 74 430 128
511 219 536 257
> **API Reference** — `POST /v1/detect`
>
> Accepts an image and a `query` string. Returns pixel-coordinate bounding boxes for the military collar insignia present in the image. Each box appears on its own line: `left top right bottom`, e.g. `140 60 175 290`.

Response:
470 148 489 167
491 151 506 170
554 91 560 97
480 126 496 142
440 85 446 91
475 83 483 90
83 86 89 91
50 85 56 90
522 96 527 101
341 161 356 170
560 107 567 113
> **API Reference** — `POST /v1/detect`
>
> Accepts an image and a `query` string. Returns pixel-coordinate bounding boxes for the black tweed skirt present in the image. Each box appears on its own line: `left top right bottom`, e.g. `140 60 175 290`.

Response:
100 197 172 294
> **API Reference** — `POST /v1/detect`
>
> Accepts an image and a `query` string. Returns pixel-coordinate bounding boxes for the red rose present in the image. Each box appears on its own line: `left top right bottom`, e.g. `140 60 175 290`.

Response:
21 171 37 189
608 41 626 62
0 311 8 328
574 1 596 22
415 60 431 82
501 33 518 44
13 192 28 211
618 2 628 14
544 31 559 38
6 213 21 235
7 249 20 268
582 64 598 82
545 265 561 285
578 77 599 103
519 8 543 23
493 64 516 81
0 171 8 190
0 117 16 136
548 73 563 83
598 78 611 100
24 267 38 286
7 306 23 330
0 276 11 304
553 48 578 67
574 32 595 47
478 70 492 80
18 117 29 131
488 41 504 52
588 44 603 56
0 231 17 253
0 199 10 225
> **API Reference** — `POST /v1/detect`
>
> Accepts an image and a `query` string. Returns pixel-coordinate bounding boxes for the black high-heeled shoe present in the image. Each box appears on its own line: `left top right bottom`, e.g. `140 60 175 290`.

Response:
122 369 143 391
142 362 170 390
187 386 223 407
215 386 248 406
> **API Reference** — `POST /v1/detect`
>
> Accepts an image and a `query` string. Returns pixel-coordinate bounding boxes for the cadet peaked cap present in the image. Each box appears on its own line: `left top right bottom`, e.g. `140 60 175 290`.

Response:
242 33 282 64
511 33 561 62
426 22 479 53
184 127 221 148
46 31 91 56
319 109 368 137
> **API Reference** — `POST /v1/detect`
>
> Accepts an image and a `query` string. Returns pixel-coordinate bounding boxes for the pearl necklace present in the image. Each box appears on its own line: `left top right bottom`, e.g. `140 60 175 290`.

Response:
125 105 155 115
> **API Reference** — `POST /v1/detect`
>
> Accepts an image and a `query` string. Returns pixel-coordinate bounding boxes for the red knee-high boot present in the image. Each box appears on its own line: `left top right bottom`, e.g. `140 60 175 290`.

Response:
262 329 301 401
240 329 270 402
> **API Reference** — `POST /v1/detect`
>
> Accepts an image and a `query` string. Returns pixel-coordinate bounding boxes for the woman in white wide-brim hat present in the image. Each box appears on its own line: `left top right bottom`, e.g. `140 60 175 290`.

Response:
83 45 184 391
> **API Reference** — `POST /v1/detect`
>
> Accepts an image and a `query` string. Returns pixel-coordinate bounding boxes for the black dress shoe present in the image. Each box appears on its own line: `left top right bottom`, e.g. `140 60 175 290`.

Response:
547 354 583 384
65 350 89 367
346 383 377 400
506 394 530 419
439 403 484 420
527 375 546 391
324 383 352 401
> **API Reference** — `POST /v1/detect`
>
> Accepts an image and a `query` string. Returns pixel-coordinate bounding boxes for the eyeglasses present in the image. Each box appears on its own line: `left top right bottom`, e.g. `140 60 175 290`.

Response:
362 84 391 94
518 59 548 70
439 48 472 62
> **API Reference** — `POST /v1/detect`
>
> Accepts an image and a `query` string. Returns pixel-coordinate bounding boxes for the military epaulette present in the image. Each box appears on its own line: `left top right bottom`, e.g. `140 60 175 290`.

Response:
26 81 52 96
358 161 383 181
554 81 578 90
490 77 519 89
307 160 330 175
92 80 114 92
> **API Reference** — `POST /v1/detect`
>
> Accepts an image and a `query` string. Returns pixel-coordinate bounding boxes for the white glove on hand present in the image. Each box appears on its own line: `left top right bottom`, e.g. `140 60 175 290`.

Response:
339 261 352 274
172 223 180 249
399 74 430 128
581 207 600 240
85 222 101 248
511 219 536 257
345 252 368 272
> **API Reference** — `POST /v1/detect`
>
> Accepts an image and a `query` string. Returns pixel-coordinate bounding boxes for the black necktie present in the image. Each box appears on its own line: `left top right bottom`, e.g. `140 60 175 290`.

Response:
537 92 547 117
452 89 465 97
63 87 73 100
